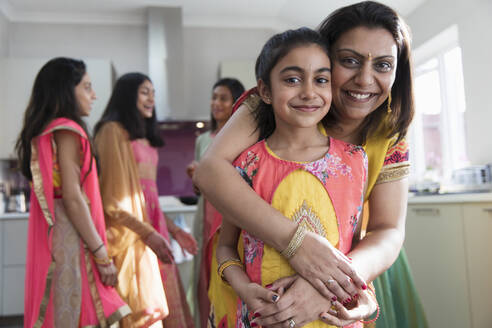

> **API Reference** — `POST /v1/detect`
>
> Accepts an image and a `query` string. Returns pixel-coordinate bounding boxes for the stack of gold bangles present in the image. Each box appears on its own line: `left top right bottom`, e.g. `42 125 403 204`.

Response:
281 224 307 259
217 258 244 284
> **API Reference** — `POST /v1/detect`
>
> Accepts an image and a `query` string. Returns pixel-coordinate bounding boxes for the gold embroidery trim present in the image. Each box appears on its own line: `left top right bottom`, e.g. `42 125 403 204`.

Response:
84 248 108 328
33 262 56 328
82 305 132 327
376 163 410 184
291 200 327 238
31 141 54 227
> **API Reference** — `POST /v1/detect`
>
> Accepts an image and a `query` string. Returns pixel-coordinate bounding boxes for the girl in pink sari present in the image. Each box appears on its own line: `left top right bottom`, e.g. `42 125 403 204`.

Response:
94 73 198 328
15 57 130 327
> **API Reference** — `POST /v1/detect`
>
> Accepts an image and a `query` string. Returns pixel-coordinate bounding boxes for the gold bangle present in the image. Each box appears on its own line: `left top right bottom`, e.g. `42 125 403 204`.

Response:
92 256 113 266
281 224 307 259
217 259 243 284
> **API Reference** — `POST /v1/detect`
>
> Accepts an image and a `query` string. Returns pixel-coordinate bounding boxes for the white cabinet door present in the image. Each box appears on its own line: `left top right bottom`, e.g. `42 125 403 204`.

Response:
2 266 25 315
462 203 492 328
404 204 472 328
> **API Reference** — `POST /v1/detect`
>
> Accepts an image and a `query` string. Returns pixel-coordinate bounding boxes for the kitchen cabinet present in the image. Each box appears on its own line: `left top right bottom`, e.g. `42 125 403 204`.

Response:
405 203 471 328
462 203 492 328
0 215 28 316
405 195 492 328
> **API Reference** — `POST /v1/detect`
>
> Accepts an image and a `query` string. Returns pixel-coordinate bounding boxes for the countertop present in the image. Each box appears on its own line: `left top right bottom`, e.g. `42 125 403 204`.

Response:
0 196 197 221
408 191 492 204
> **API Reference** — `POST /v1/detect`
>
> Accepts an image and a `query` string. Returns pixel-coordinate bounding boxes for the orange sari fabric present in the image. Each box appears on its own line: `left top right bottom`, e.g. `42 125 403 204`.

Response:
95 122 168 328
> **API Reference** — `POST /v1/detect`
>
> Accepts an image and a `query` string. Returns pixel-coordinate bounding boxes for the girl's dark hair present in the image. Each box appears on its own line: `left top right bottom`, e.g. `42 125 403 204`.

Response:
253 27 330 140
318 0 414 144
94 72 164 147
210 78 245 131
15 57 91 181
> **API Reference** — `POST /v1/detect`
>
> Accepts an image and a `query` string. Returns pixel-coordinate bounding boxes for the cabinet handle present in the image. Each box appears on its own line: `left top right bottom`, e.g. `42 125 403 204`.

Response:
483 208 492 213
412 208 440 216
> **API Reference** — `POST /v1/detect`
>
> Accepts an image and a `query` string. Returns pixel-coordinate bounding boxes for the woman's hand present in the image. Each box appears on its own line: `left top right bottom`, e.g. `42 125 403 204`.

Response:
319 288 378 326
144 231 174 263
289 232 366 302
186 161 201 195
251 275 332 327
95 261 118 287
173 228 198 255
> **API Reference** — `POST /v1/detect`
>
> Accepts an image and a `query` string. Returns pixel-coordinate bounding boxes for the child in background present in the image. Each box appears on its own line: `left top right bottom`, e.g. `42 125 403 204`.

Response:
216 28 377 328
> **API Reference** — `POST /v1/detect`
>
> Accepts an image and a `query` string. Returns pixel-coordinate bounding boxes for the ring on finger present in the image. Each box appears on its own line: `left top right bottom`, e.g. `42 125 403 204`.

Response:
288 318 296 328
326 278 336 285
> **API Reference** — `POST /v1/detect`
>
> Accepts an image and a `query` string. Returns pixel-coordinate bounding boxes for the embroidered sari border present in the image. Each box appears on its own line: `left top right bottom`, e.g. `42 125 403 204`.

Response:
84 248 108 328
33 262 56 328
82 305 132 328
376 163 410 184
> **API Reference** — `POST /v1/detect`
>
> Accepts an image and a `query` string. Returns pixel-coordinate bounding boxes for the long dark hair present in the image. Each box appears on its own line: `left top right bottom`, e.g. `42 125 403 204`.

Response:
210 78 245 131
253 27 330 140
318 0 414 144
94 72 164 147
15 57 92 181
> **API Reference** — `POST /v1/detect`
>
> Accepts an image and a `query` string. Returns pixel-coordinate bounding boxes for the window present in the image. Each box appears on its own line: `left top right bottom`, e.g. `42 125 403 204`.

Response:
409 25 468 184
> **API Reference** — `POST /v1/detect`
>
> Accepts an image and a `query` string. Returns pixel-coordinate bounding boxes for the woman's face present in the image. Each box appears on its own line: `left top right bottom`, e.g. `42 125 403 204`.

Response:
136 80 155 119
330 26 398 125
211 85 234 123
74 73 96 117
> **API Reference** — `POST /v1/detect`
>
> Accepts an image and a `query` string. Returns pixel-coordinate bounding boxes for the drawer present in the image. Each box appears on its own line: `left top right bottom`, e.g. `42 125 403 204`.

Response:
2 266 25 315
2 219 28 265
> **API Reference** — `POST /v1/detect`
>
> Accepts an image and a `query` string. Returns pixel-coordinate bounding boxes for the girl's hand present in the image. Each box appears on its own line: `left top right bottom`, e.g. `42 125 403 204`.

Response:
289 232 366 302
236 282 280 318
95 261 118 287
319 289 378 326
251 275 332 327
173 228 198 255
144 231 174 263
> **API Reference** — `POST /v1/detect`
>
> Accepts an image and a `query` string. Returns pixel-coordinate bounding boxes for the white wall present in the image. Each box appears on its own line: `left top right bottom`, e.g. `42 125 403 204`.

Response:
182 27 274 120
6 21 273 121
9 23 147 76
407 0 492 165
0 11 9 57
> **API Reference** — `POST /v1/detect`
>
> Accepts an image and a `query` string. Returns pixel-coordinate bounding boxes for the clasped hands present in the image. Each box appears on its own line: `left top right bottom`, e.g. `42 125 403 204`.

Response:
245 232 377 327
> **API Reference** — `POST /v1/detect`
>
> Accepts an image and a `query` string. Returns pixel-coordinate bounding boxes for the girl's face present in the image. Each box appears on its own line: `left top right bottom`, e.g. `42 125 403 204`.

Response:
211 85 234 123
75 73 96 117
136 80 155 119
330 26 398 125
260 44 332 130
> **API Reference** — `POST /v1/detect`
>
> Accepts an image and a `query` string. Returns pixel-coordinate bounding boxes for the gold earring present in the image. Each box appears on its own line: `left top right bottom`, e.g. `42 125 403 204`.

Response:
387 93 392 113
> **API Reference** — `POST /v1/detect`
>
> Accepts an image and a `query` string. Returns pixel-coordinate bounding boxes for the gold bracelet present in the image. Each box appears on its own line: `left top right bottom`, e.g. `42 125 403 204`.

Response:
92 256 113 266
281 224 307 259
217 259 244 284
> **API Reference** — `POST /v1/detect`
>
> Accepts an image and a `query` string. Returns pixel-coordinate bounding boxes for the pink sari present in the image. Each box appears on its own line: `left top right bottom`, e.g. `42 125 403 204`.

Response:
131 140 194 328
24 118 130 328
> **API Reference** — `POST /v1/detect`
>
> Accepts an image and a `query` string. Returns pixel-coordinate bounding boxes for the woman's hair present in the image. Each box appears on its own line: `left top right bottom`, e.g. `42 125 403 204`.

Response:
210 78 245 131
318 0 414 144
94 72 164 147
15 57 91 181
253 27 330 140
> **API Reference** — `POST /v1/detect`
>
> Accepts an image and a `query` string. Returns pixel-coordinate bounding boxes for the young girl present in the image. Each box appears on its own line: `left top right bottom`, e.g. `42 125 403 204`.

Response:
215 28 377 328
186 77 245 328
16 57 130 327
94 73 197 328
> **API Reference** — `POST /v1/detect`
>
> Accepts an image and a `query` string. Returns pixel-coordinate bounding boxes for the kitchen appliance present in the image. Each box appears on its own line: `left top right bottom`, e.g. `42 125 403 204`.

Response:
452 165 491 185
441 165 492 193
